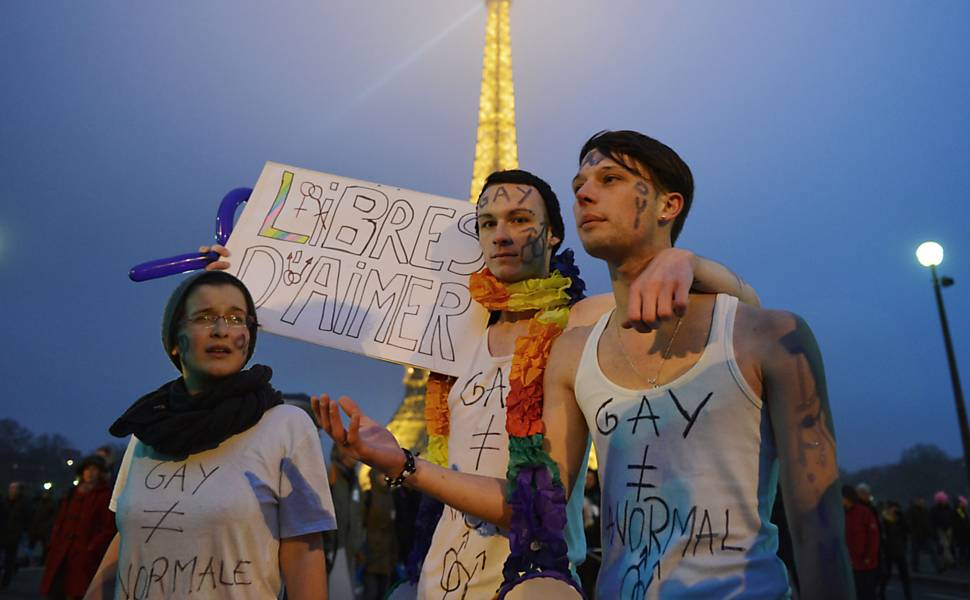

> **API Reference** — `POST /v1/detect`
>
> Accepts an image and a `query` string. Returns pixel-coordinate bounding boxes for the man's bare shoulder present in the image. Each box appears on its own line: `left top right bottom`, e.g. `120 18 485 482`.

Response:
553 324 596 356
567 293 614 329
734 302 817 362
547 324 596 385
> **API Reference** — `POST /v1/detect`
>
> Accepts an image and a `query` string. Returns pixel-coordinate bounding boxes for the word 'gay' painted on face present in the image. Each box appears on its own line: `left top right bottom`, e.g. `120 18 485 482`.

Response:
477 183 535 213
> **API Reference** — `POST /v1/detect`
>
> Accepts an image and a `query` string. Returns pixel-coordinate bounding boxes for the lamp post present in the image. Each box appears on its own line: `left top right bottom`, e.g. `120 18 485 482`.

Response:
916 241 970 490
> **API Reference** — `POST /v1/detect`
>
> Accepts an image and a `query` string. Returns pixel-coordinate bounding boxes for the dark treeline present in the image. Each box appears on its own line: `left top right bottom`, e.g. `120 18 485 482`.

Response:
842 443 969 502
0 419 122 495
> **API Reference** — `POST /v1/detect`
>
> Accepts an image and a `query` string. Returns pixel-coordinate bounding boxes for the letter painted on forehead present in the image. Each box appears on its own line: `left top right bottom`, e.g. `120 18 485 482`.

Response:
492 186 511 205
515 185 533 205
477 187 493 211
581 150 606 168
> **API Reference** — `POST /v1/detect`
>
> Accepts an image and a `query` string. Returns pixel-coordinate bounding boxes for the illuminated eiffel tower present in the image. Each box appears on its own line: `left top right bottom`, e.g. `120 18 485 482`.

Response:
467 0 519 202
385 0 519 454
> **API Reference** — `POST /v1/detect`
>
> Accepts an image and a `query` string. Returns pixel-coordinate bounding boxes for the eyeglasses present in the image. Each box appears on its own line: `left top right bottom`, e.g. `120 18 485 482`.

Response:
182 313 254 329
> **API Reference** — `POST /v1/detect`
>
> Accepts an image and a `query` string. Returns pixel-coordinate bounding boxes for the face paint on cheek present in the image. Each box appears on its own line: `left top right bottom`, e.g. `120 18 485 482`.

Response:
520 222 550 266
633 180 651 229
633 196 648 229
176 333 191 356
232 334 248 352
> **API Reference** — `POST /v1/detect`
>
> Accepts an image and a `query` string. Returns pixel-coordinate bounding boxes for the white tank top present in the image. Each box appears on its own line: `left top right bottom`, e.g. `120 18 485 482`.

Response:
575 295 790 599
418 327 588 599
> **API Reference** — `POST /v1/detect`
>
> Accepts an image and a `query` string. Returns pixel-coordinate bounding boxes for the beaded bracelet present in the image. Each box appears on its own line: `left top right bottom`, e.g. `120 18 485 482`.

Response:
384 448 416 489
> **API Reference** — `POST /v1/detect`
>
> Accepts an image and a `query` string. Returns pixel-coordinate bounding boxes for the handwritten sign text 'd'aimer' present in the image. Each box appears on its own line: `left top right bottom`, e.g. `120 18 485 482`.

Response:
226 162 487 377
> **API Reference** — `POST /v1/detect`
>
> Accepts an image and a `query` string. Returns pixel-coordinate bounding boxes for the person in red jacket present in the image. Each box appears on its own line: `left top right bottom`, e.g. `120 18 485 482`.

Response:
844 484 879 600
40 456 115 600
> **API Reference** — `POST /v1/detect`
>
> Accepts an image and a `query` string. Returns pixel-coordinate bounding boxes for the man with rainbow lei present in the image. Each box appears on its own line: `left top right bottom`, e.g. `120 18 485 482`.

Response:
313 167 760 599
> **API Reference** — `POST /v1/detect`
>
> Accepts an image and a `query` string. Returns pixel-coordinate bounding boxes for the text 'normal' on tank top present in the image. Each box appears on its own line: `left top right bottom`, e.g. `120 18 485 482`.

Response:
575 294 790 599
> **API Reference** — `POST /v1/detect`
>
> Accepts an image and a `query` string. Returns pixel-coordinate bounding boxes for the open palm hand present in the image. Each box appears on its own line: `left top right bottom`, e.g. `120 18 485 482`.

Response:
310 394 407 477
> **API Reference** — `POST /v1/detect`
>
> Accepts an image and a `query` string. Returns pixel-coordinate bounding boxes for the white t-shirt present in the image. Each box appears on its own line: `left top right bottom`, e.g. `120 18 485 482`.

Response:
418 328 588 599
110 404 337 600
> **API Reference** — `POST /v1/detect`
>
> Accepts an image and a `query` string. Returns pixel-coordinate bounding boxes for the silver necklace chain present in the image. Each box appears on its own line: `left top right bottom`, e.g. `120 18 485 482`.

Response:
613 314 684 388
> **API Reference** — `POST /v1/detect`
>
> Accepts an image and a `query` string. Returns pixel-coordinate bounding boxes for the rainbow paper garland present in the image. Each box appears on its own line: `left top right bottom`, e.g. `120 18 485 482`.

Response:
408 256 587 598
411 269 579 594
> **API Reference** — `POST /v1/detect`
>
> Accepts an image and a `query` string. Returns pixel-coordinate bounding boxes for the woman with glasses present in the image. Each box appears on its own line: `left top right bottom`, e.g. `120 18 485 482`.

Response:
84 271 336 600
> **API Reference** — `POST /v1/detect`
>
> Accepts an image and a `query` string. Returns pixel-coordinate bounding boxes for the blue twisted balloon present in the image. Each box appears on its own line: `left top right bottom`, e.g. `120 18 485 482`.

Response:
128 187 251 282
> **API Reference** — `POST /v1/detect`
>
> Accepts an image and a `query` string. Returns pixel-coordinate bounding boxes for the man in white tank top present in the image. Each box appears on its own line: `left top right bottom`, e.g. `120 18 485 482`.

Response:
543 130 854 599
311 167 760 598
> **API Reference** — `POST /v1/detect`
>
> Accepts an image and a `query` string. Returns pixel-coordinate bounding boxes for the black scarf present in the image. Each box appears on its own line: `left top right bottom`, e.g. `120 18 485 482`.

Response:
110 364 282 460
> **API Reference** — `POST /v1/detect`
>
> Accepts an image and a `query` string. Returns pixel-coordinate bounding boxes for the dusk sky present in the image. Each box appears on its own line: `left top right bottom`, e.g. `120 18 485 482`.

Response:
2 1 969 473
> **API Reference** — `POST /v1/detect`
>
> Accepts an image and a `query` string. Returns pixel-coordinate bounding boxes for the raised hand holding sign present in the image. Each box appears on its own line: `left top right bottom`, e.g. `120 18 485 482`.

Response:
128 187 251 282
138 162 488 376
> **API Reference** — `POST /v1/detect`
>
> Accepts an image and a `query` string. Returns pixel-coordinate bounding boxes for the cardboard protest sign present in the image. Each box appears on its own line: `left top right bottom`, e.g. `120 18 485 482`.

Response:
225 162 487 377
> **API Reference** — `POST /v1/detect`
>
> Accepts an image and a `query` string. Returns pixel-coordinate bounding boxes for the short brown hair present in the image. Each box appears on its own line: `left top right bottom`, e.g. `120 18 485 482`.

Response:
579 130 694 243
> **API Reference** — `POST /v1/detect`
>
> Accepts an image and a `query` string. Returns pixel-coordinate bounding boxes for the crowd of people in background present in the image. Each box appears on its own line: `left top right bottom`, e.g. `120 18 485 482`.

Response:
0 446 118 598
323 445 423 600
841 482 970 600
5 443 970 600
2 438 970 600
0 445 637 598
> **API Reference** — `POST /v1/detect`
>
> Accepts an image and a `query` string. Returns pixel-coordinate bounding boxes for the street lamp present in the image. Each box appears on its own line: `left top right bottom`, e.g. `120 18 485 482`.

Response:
916 241 970 490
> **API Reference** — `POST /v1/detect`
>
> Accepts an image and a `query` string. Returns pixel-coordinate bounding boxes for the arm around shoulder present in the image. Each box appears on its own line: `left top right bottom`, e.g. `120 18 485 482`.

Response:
620 248 760 332
690 253 761 307
757 309 853 599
